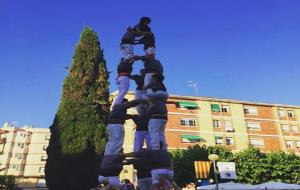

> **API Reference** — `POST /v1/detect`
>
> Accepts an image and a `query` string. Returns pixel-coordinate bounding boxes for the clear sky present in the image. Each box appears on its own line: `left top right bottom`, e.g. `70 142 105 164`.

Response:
0 0 299 128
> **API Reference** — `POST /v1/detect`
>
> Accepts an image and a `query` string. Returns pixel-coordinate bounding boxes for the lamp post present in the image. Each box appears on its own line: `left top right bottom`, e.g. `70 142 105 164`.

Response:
208 154 219 190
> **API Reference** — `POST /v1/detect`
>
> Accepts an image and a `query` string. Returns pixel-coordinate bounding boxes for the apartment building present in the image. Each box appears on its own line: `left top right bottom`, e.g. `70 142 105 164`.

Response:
116 91 300 181
0 122 50 188
119 92 300 154
1 92 299 185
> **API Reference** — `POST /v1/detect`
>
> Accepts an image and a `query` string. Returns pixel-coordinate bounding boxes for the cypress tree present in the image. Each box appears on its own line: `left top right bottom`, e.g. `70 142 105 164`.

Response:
45 27 110 190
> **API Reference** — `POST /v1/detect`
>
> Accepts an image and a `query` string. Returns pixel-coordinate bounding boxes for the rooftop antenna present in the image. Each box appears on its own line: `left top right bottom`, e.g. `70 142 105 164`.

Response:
187 81 199 97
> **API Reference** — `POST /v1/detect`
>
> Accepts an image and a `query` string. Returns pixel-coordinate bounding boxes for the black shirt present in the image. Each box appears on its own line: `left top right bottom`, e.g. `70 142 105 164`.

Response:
144 59 163 74
134 150 172 169
117 61 133 74
121 29 137 44
130 74 144 90
133 23 151 33
131 115 149 131
140 33 156 50
108 100 144 124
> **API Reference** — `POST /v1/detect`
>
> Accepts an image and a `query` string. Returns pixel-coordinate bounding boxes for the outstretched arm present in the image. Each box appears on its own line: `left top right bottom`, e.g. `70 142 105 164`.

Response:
123 99 147 109
143 91 169 100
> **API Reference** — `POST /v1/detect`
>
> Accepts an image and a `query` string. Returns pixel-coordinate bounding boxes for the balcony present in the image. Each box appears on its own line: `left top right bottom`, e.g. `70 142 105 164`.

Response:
224 126 235 132
0 138 7 144
0 129 8 135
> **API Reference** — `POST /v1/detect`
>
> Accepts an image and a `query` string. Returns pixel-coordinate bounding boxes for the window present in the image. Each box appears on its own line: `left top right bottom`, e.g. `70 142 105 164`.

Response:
224 120 232 127
278 109 287 117
213 120 221 128
211 104 220 112
291 125 298 132
215 136 223 145
286 140 293 148
281 124 289 132
181 135 201 143
180 118 196 127
41 156 48 161
221 105 229 113
39 167 45 174
45 135 51 140
244 106 258 115
287 111 295 118
296 141 300 148
247 122 261 130
226 137 234 145
249 139 264 146
224 120 234 132
12 164 20 171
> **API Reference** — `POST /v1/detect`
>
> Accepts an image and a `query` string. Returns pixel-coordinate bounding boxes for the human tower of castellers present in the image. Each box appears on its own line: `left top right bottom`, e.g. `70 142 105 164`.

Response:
97 17 174 189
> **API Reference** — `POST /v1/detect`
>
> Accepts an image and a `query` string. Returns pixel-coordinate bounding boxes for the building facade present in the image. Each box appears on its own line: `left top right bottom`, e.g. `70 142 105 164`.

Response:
0 122 50 188
121 92 300 153
119 92 300 181
1 92 300 185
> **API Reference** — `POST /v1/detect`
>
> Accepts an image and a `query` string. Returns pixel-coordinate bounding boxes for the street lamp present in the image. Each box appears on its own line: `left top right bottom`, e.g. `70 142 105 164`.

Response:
208 154 219 190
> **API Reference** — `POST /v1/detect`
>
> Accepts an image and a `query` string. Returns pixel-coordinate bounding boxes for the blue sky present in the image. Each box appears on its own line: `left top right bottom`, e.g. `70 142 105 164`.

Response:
0 0 299 128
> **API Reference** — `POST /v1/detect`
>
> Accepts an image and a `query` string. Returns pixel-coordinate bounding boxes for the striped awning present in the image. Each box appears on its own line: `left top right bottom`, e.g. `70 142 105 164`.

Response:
194 161 212 179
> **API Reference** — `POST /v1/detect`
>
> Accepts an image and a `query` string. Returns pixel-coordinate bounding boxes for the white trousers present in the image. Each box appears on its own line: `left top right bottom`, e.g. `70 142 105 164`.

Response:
145 47 156 56
144 73 155 89
104 124 124 155
134 131 151 152
113 76 130 106
135 89 147 115
120 44 134 60
148 119 168 150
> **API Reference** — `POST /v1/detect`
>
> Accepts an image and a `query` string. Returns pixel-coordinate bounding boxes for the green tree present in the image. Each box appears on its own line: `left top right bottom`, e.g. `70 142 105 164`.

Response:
172 145 232 187
0 175 16 189
266 152 300 184
45 27 110 190
234 146 269 184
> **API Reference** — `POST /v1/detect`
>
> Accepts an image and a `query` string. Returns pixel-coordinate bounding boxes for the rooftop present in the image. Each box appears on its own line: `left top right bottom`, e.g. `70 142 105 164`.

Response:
112 91 300 109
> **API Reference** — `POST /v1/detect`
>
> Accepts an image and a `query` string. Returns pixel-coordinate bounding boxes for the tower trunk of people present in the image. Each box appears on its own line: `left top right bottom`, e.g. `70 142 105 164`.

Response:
98 17 175 190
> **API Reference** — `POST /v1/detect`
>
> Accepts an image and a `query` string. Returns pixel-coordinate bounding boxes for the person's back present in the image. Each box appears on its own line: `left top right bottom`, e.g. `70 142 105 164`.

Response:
121 27 138 45
144 59 163 74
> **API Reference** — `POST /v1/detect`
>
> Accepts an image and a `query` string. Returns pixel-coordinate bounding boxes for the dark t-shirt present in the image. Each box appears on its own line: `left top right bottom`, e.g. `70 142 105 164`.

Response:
130 74 144 90
134 150 172 169
131 115 149 131
117 61 133 74
140 33 155 49
144 59 163 74
133 23 151 33
99 155 124 176
121 29 137 44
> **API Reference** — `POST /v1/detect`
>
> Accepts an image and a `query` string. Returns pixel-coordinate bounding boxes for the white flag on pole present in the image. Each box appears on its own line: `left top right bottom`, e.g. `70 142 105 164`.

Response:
217 162 237 179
